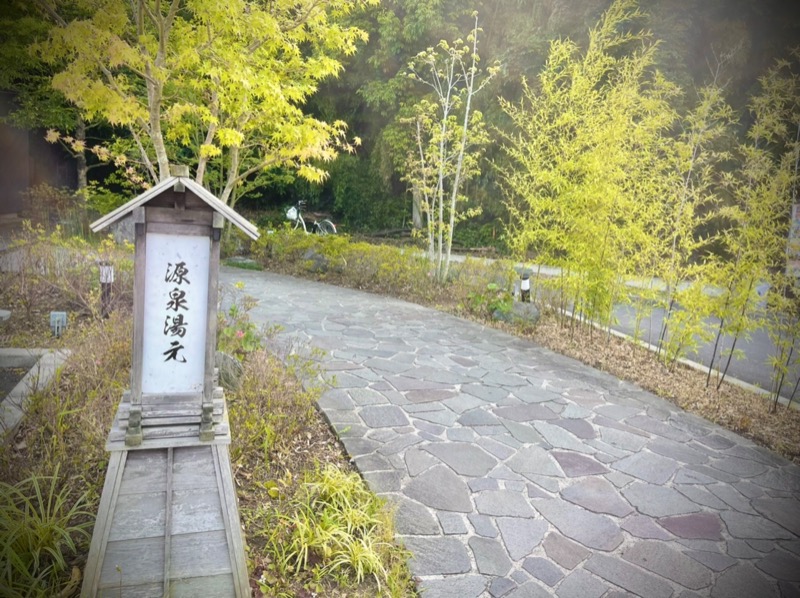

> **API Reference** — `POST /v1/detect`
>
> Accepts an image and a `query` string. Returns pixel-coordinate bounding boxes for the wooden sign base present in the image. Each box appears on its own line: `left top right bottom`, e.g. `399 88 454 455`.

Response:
81 392 249 597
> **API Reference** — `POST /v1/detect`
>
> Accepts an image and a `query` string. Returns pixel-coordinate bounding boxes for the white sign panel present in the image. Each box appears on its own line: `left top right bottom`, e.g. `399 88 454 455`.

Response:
141 233 210 394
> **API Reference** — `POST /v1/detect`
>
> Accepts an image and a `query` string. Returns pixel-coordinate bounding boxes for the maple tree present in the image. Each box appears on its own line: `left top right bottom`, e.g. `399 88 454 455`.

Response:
29 0 376 205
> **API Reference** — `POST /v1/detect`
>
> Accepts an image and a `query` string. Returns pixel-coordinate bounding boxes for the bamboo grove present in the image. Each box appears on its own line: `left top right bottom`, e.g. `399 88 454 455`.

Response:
499 0 800 409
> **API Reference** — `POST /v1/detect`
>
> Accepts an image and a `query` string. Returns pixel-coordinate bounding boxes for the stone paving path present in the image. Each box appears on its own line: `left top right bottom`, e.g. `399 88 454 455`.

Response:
222 268 800 598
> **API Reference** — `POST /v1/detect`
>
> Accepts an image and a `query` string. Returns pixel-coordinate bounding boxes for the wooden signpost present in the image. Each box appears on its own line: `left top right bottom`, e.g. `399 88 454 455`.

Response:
81 166 258 597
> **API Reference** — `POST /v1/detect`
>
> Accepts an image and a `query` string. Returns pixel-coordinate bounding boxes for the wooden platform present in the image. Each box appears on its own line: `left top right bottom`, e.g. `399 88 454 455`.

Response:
81 442 249 597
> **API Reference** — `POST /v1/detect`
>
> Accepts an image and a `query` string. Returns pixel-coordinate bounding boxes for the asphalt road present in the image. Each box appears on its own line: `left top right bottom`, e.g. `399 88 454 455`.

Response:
610 302 800 402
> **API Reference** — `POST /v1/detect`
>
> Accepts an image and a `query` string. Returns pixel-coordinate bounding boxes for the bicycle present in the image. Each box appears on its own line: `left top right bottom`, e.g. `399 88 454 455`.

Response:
285 200 337 235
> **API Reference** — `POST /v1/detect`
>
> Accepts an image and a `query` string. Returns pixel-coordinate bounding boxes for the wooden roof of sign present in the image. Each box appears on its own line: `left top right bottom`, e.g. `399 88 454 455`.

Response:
90 175 260 240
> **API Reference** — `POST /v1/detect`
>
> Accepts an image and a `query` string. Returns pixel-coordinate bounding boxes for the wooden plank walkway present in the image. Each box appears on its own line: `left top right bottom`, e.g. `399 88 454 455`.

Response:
81 443 248 597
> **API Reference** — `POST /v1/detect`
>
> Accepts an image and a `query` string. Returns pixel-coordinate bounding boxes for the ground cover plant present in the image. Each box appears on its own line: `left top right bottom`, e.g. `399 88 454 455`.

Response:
250 229 800 464
0 230 414 597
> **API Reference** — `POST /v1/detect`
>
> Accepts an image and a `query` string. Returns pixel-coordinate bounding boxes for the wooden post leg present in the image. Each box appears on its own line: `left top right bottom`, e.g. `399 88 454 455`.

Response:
125 407 143 446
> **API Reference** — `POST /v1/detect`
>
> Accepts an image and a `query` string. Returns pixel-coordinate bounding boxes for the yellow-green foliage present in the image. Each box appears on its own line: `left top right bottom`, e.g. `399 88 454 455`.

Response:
263 465 411 597
254 228 519 316
0 468 92 598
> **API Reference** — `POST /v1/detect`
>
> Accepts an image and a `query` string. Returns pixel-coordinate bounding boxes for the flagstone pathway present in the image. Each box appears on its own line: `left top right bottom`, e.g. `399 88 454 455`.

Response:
222 267 800 598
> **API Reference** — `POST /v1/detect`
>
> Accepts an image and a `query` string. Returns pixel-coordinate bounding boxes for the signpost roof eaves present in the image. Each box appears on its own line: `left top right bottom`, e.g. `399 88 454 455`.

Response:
90 176 260 240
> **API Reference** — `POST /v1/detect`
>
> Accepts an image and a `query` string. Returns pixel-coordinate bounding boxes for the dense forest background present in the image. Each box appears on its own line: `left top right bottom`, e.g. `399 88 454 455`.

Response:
245 0 800 241
1 0 799 241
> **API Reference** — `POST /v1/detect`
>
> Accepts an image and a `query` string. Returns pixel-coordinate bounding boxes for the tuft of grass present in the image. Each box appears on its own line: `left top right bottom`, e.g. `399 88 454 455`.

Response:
261 465 412 597
0 467 93 597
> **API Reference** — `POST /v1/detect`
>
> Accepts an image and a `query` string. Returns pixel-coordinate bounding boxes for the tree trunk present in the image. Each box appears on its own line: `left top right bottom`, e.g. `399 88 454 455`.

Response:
412 185 423 230
75 118 88 190
146 74 170 181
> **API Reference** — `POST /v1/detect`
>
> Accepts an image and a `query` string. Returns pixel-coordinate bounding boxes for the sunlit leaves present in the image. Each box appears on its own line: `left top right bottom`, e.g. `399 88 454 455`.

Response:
30 0 374 204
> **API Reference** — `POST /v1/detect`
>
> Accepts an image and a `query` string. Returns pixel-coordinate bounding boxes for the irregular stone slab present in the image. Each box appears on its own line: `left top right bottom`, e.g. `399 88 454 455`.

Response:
469 478 500 492
459 409 501 426
506 581 552 598
493 404 559 422
725 444 790 467
317 389 355 410
360 404 409 428
605 471 634 488
404 465 472 513
752 497 800 536
417 575 488 598
502 420 546 444
687 464 739 483
674 468 719 485
468 513 499 537
560 477 632 517
533 499 623 552
353 452 394 473
585 553 673 598
611 451 678 485
377 433 423 455
560 403 593 419
463 383 509 402
388 495 440 535
624 415 691 442
728 539 767 558
551 451 609 477
511 385 558 405
751 469 800 493
708 485 757 514
423 442 498 477
622 541 713 590
522 556 563 586
362 470 402 493
621 515 671 540
556 569 607 598
622 482 700 517
648 437 709 465
470 536 513 576
406 388 458 403
748 539 778 553
721 510 795 540
676 485 728 510
506 445 563 478
563 388 606 407
596 404 642 420
484 371 528 387
533 421 594 453
412 409 459 426
594 414 651 438
685 550 737 572
710 456 768 478
443 394 487 414
756 550 800 581
489 577 516 597
552 418 596 439
710 563 779 598
438 512 468 535
658 512 723 540
697 434 736 450
478 437 516 460
475 490 536 518
340 436 381 457
497 517 549 560
733 481 765 499
405 448 439 476
404 536 472 576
